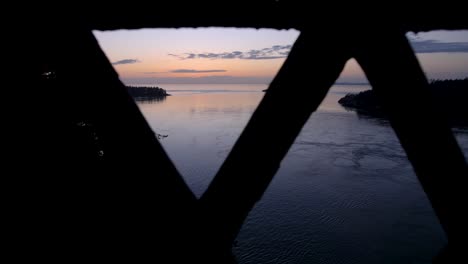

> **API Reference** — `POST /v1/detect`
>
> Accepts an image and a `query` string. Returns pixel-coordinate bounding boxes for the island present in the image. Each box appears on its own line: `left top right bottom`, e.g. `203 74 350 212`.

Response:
126 85 170 101
338 78 468 127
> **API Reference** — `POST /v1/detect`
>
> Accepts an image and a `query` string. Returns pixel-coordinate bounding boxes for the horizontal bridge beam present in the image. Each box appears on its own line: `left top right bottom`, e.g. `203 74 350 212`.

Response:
83 3 468 32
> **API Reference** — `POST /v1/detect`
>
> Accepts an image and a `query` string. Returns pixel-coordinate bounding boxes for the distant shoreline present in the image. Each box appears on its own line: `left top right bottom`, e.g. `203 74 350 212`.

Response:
338 78 468 127
127 83 369 86
261 83 369 92
334 82 370 86
126 86 170 101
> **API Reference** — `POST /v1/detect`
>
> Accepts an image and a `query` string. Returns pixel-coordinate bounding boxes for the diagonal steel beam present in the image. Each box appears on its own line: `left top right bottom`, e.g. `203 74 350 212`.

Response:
199 31 352 250
69 25 196 203
53 23 198 258
353 29 467 247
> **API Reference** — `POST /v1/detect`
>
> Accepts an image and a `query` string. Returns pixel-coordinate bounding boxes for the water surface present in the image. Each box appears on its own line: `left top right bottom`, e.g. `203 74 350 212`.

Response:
137 84 467 263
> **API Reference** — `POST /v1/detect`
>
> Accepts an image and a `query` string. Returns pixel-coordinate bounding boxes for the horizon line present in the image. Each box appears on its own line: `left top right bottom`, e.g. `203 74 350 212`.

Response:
124 82 370 85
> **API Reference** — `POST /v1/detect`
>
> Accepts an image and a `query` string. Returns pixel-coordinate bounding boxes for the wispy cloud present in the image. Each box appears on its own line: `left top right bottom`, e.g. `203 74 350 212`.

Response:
409 39 468 53
169 39 468 60
169 45 292 60
112 59 140 65
170 69 227 73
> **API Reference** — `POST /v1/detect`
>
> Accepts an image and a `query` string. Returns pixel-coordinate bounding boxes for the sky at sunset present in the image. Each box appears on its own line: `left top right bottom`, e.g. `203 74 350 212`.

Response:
93 28 468 85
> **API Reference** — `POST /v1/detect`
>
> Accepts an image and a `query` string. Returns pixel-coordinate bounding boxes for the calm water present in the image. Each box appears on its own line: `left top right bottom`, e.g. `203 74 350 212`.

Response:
137 84 468 264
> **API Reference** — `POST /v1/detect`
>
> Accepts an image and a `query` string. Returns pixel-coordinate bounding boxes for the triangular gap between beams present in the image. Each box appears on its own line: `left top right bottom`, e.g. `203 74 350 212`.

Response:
93 27 300 197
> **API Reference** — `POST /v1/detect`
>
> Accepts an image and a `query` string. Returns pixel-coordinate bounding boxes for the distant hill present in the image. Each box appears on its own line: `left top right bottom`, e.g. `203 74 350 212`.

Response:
126 86 170 101
338 78 468 127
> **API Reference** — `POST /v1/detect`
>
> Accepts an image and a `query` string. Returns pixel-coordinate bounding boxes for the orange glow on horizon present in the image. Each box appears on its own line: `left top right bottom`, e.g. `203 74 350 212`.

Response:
113 55 289 79
95 28 468 84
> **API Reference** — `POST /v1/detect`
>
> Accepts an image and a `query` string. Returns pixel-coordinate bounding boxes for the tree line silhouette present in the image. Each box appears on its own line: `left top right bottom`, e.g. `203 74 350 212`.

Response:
339 78 468 126
126 85 170 101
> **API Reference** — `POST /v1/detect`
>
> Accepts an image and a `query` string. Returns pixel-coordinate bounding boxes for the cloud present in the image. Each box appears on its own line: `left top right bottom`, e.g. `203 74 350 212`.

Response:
170 69 227 73
409 39 468 53
169 39 468 59
169 45 292 60
112 59 140 65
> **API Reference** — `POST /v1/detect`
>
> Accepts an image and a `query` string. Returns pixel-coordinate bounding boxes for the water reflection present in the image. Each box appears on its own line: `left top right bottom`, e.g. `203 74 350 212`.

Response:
135 84 467 264
132 96 167 103
345 108 391 126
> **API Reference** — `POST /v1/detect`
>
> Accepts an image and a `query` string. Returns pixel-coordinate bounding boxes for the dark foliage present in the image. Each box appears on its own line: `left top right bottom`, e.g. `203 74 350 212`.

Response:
126 86 170 101
339 78 468 126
